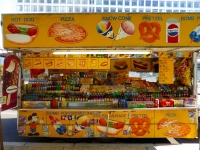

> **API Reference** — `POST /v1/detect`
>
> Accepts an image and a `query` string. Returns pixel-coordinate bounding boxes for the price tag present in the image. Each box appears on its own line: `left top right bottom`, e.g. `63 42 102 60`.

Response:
159 58 174 84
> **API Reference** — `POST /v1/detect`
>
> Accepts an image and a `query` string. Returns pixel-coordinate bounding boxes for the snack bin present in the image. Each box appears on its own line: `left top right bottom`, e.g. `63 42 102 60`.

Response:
0 12 199 140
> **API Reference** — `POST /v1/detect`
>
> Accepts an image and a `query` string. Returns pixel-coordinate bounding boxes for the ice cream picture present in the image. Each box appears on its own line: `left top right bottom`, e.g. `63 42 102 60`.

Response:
96 20 135 41
3 59 20 106
96 21 114 40
73 115 90 135
189 25 200 43
115 21 135 40
49 115 67 135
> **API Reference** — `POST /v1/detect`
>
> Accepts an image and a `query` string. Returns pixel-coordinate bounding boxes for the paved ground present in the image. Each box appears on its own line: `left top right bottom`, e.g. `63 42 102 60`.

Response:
2 142 199 150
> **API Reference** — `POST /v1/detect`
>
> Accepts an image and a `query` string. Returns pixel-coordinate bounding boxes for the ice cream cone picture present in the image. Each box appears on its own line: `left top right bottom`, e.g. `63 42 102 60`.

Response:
73 115 90 135
49 115 67 135
115 21 135 40
96 21 114 40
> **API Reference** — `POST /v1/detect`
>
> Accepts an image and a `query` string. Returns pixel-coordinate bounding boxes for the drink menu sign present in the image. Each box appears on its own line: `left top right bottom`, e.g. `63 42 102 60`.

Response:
159 58 174 84
2 13 200 48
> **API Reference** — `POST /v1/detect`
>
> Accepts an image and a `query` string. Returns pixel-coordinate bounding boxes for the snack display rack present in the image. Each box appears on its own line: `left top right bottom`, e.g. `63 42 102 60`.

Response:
1 13 199 140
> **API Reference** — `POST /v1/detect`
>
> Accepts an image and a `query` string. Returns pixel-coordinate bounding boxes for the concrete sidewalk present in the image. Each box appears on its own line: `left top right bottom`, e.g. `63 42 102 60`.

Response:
2 142 199 150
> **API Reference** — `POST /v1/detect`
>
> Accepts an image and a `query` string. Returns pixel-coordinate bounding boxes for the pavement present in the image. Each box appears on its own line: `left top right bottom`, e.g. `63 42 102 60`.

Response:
2 142 199 150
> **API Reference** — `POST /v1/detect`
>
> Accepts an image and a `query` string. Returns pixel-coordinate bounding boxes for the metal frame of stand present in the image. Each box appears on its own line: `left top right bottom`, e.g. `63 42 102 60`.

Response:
0 106 4 150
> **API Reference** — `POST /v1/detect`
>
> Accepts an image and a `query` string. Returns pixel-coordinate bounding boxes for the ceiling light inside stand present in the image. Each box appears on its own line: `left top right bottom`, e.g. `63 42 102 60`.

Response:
53 50 151 55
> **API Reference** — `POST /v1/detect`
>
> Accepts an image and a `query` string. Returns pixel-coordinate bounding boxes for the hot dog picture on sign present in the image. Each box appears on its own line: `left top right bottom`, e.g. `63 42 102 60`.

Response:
2 55 20 111
132 58 152 72
6 23 38 44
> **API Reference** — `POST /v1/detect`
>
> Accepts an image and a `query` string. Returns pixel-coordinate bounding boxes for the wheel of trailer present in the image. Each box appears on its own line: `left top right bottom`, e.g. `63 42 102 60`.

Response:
95 138 116 143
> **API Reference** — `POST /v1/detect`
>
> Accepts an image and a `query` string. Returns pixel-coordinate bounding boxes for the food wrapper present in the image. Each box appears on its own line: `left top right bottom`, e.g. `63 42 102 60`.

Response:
175 58 192 86
175 58 188 76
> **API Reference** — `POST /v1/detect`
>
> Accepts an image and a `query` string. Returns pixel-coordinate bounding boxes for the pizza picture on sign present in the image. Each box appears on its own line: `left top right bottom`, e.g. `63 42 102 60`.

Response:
157 118 191 137
48 22 87 43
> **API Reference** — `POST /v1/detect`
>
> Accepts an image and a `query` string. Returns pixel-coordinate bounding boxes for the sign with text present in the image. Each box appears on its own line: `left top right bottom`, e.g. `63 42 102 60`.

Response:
159 58 174 84
3 13 200 48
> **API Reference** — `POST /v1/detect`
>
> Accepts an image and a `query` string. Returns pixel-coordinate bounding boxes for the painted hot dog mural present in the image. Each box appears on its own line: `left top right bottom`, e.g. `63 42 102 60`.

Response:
97 118 124 135
6 23 38 44
95 117 151 137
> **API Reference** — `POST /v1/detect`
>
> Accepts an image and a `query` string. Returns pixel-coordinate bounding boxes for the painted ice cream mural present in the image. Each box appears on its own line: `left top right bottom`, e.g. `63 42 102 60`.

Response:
96 21 135 40
96 21 114 40
115 21 135 40
49 115 67 135
189 25 200 43
73 115 91 135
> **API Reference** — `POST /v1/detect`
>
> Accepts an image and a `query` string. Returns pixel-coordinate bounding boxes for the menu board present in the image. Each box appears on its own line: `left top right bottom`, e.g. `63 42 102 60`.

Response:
77 58 88 69
88 58 98 69
99 58 110 69
32 58 44 69
159 58 174 84
110 58 131 72
66 58 77 69
23 58 33 69
43 58 55 69
55 58 66 69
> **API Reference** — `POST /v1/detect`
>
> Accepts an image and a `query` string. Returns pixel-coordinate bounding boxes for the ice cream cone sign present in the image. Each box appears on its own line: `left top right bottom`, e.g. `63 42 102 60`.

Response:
115 21 135 40
96 21 114 40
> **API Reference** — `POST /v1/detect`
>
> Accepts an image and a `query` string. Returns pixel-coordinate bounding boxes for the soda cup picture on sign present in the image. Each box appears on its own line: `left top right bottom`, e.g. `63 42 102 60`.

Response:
166 18 180 43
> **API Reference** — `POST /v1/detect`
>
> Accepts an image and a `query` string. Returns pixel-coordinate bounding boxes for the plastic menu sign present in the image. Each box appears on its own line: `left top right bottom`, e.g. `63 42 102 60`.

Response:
88 58 98 69
159 58 174 84
66 58 77 69
55 58 66 69
43 58 55 69
77 58 88 69
23 58 33 69
99 58 109 69
32 58 44 69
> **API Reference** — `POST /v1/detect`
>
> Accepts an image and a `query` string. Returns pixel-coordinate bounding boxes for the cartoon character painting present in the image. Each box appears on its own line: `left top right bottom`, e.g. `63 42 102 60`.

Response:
26 113 44 136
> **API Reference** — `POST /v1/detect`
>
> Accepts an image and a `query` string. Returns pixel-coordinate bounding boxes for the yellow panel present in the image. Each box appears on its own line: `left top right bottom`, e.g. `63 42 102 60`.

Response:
155 109 198 138
128 110 155 138
77 58 88 69
3 13 200 48
55 58 66 69
32 58 44 69
43 58 55 69
66 58 77 69
22 58 33 69
99 58 109 69
88 58 99 69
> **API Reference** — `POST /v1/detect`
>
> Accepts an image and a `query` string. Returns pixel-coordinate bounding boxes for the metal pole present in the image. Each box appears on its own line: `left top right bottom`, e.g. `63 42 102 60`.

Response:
0 107 4 150
193 52 197 96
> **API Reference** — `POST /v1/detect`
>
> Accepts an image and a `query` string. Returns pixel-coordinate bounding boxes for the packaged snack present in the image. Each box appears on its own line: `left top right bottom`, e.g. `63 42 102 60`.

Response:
183 97 197 107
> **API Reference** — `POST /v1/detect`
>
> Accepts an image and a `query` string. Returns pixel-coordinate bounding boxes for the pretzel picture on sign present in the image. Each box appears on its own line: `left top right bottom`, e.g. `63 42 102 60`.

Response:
139 21 161 43
130 117 151 136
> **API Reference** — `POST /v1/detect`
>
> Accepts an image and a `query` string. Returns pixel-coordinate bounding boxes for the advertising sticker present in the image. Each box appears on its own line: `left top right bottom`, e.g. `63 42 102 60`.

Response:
2 55 20 111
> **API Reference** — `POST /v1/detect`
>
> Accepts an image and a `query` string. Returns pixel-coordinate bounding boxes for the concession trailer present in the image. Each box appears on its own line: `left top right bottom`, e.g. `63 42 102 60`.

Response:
0 13 199 141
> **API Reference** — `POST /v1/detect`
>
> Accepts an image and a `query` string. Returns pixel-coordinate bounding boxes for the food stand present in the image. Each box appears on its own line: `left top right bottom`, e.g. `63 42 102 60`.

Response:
1 13 199 139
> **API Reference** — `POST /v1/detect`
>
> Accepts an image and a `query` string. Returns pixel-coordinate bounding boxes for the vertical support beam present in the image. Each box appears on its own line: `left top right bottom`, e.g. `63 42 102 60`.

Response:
193 52 197 96
0 109 4 150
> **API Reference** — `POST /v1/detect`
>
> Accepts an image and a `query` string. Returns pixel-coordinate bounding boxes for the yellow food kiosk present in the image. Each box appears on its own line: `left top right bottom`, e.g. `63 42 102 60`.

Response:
1 13 198 140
